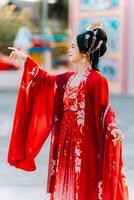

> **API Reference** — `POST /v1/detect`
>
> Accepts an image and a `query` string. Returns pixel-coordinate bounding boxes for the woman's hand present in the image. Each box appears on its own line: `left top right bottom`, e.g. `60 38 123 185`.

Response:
107 122 124 144
111 128 124 144
8 47 28 63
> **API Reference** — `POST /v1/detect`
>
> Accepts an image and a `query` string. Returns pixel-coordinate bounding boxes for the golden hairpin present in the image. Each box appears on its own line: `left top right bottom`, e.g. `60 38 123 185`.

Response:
86 22 104 31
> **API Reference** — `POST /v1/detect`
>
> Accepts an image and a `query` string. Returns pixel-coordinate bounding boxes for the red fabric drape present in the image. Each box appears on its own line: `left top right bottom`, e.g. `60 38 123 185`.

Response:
86 70 129 200
103 106 129 200
7 57 56 170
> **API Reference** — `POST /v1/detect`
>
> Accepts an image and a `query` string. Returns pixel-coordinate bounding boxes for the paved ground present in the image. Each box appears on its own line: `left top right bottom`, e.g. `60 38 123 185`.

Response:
0 90 134 200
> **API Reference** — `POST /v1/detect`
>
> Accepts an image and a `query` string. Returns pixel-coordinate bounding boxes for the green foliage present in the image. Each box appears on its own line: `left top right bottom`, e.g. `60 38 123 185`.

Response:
48 0 68 24
0 4 38 54
39 0 68 33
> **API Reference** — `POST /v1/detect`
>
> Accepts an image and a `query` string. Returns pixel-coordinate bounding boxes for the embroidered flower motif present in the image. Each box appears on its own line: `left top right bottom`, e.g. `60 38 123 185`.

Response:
98 180 103 200
79 101 85 109
75 157 81 165
61 67 91 200
29 66 39 78
71 104 77 111
71 92 77 98
75 165 81 173
74 146 82 174
107 122 118 131
51 159 56 176
77 110 84 116
25 67 39 93
75 148 81 156
77 118 84 126
77 110 85 126
121 166 128 186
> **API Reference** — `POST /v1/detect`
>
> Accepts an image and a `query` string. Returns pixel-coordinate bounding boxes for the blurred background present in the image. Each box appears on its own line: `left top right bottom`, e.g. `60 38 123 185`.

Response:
0 0 134 199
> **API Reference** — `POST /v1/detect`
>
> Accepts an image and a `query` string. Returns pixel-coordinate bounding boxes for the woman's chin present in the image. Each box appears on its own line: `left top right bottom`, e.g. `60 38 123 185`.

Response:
68 57 76 64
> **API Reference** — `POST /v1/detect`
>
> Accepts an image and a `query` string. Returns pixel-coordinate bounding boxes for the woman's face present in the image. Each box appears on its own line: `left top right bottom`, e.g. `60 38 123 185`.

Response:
68 37 82 64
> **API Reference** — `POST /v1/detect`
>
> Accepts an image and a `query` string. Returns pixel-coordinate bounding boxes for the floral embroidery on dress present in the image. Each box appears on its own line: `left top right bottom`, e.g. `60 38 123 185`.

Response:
25 66 40 93
77 110 85 126
51 159 56 176
74 145 82 174
63 67 91 135
74 141 82 200
98 180 103 200
121 166 128 186
29 66 39 77
63 67 92 200
107 122 118 131
51 66 92 200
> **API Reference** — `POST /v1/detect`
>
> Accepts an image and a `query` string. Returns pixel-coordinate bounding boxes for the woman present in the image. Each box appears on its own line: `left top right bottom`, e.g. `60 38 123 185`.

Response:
7 23 129 200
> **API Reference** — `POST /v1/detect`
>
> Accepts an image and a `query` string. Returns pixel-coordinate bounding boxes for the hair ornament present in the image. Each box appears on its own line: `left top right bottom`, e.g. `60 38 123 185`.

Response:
84 33 90 48
90 40 103 54
87 22 104 31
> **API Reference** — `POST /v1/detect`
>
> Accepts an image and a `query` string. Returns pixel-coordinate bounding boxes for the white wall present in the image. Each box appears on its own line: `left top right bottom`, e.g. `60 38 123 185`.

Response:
0 70 23 90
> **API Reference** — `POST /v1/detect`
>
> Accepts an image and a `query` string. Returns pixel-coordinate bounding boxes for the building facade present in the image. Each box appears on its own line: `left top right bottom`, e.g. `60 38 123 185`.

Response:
69 0 133 95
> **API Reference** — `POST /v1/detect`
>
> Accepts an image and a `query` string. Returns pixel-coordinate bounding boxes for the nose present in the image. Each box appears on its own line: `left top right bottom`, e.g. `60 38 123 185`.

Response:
68 48 70 54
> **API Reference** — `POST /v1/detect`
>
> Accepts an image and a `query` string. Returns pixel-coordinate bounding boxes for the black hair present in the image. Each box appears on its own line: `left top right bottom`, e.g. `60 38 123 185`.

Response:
77 28 107 71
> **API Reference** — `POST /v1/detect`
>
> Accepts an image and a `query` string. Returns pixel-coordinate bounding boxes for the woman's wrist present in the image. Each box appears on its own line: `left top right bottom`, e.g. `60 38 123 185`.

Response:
22 53 28 63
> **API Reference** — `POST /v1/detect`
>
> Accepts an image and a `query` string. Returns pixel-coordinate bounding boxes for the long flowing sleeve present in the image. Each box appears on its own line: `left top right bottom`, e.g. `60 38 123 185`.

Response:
7 57 56 171
89 71 129 199
103 108 129 200
97 79 129 200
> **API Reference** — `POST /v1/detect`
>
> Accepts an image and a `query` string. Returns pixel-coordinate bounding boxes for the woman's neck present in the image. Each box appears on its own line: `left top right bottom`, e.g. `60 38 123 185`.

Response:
77 60 92 73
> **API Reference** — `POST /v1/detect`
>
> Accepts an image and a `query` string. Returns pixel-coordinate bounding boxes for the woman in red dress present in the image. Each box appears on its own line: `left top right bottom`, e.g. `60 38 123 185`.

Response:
7 23 129 200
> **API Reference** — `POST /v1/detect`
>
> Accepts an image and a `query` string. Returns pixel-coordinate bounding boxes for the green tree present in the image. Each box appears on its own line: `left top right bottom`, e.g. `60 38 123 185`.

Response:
0 4 38 54
48 0 68 24
39 0 68 33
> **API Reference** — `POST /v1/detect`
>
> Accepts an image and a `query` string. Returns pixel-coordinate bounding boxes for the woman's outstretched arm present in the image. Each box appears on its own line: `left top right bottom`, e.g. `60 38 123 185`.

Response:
7 48 58 171
8 47 56 86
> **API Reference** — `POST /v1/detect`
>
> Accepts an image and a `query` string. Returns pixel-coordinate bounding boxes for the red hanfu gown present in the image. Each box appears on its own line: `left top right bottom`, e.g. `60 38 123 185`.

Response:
7 57 129 200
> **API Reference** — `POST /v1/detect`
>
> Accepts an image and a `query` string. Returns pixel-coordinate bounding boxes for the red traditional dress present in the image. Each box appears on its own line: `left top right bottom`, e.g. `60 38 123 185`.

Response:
7 57 129 200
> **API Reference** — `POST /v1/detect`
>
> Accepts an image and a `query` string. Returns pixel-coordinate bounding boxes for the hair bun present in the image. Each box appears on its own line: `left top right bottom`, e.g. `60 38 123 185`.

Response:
99 42 107 57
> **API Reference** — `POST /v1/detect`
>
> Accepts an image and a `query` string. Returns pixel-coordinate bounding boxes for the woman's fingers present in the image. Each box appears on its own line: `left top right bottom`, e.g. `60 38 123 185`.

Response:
8 47 28 62
8 47 18 51
8 47 17 60
9 52 13 59
110 128 124 144
9 51 15 59
10 51 18 61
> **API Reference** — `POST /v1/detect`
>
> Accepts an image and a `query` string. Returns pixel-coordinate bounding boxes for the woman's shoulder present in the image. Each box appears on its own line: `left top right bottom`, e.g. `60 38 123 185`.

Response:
89 69 108 83
87 69 108 90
